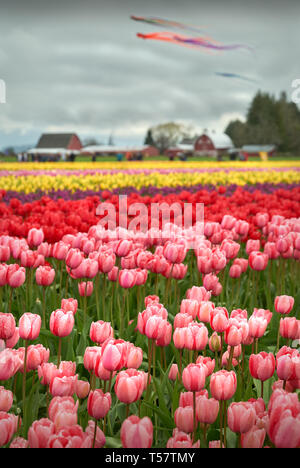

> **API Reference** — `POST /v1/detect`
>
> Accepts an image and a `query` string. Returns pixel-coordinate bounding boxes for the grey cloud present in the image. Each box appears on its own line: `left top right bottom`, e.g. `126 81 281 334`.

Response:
0 0 299 146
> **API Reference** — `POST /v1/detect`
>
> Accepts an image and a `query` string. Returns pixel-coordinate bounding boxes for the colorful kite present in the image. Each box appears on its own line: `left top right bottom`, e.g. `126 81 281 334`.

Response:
215 72 257 83
136 31 251 53
130 15 206 34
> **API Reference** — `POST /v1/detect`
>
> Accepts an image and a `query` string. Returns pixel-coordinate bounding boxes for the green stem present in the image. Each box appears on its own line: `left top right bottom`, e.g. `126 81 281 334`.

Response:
193 391 197 443
42 286 46 328
22 340 28 435
223 400 227 448
57 337 62 367
92 419 98 448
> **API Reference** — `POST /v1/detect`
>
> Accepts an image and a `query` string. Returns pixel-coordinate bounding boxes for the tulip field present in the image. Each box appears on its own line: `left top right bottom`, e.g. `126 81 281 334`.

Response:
0 160 300 449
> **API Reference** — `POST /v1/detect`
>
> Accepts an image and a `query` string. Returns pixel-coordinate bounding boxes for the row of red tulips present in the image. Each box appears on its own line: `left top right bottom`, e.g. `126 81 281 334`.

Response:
1 186 300 243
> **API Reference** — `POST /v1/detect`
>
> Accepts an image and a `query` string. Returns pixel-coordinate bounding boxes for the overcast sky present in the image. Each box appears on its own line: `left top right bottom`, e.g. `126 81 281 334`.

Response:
0 0 299 148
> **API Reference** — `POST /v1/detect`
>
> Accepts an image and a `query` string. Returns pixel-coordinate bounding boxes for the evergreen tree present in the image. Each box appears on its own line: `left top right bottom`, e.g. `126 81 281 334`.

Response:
144 129 155 146
225 91 300 154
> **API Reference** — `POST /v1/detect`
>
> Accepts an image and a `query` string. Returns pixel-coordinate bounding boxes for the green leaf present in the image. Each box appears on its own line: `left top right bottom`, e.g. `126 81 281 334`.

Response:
105 437 122 448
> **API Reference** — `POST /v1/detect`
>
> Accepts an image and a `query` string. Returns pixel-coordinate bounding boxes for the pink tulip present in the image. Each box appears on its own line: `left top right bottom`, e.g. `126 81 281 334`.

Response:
19 313 41 341
20 250 36 268
98 250 116 273
27 418 55 448
0 412 18 447
196 356 215 377
225 318 249 347
184 322 208 351
115 369 144 404
196 396 219 424
174 313 193 329
280 317 300 340
118 269 136 288
255 212 269 228
169 364 179 381
38 362 59 386
227 402 256 433
47 425 93 448
61 298 78 315
174 406 194 434
246 239 260 255
52 241 69 260
101 339 128 372
126 344 143 369
198 301 214 323
65 248 84 269
209 332 221 352
268 407 300 448
186 286 211 303
5 327 19 349
155 321 172 347
264 242 280 259
210 370 237 401
248 315 268 339
58 360 76 377
180 299 199 319
0 386 13 412
72 258 98 279
275 295 294 315
249 352 275 382
9 437 29 449
83 346 101 372
182 363 206 392
78 281 93 297
49 374 78 397
0 246 10 262
167 429 200 448
114 239 133 258
179 391 207 407
25 344 49 371
7 264 26 288
248 251 268 271
210 307 229 333
173 327 186 349
27 228 44 247
85 420 106 448
35 266 55 286
0 313 16 341
90 321 114 345
87 389 111 419
0 349 22 380
229 264 242 278
220 239 240 260
121 415 153 448
145 316 167 341
241 425 266 448
75 380 90 400
163 241 187 264
0 264 8 286
49 309 74 337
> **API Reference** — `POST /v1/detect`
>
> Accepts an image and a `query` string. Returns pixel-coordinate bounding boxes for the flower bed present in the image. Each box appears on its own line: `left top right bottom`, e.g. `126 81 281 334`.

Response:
0 162 299 449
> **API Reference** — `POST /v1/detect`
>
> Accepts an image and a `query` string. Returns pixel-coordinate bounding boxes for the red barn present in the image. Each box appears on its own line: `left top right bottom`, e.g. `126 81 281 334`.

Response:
36 133 82 151
194 132 233 157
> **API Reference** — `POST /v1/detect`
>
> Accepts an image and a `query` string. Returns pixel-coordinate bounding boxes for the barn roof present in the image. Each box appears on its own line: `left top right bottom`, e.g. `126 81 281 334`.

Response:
27 148 80 155
203 131 234 149
36 133 79 149
242 145 276 153
82 145 154 153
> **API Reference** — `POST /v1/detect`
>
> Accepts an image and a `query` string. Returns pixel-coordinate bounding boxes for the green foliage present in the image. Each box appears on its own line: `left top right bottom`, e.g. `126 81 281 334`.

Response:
225 90 300 153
